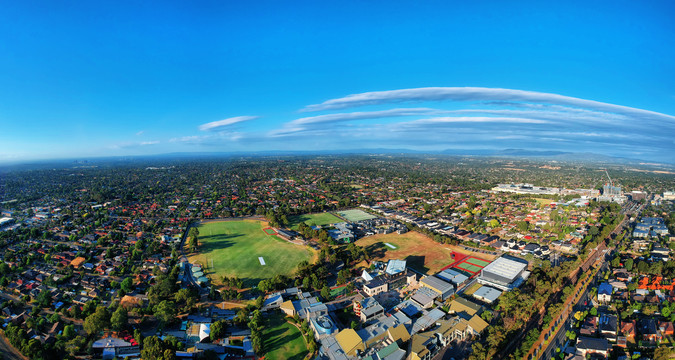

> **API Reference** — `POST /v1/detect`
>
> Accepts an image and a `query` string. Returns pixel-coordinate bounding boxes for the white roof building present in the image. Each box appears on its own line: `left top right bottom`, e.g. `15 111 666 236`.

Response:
478 256 528 291
385 259 407 275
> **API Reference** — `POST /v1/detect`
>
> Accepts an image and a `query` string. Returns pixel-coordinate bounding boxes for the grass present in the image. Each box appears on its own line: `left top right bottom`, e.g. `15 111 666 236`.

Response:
463 282 482 296
288 212 343 230
190 220 315 287
337 209 378 222
262 312 309 360
357 232 456 274
534 198 554 206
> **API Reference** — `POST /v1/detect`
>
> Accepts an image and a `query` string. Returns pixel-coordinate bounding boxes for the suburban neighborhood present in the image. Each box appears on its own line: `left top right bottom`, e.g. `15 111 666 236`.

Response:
0 156 674 360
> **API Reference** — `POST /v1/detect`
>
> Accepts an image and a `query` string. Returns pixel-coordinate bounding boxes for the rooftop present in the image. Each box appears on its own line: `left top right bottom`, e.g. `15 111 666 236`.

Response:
472 285 502 303
385 259 406 276
481 256 528 281
420 276 454 293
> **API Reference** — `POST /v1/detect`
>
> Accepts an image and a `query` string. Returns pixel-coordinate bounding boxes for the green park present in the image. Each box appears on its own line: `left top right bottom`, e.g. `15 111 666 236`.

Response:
189 220 315 286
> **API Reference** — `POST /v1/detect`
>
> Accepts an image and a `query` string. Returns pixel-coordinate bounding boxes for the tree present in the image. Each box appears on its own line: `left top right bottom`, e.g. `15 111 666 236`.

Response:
36 289 52 308
154 300 177 325
210 320 227 341
469 342 488 360
62 324 76 339
141 336 176 360
121 277 134 293
188 227 200 252
625 258 634 271
111 307 128 331
25 338 43 359
84 305 110 335
654 346 672 360
611 256 621 268
321 286 332 301
258 279 272 293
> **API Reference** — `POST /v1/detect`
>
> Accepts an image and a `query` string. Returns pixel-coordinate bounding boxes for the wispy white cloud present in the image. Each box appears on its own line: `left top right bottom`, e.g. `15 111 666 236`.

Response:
169 135 206 143
136 130 145 136
270 108 442 137
110 140 160 149
303 87 675 126
402 116 550 125
127 87 675 163
199 116 258 131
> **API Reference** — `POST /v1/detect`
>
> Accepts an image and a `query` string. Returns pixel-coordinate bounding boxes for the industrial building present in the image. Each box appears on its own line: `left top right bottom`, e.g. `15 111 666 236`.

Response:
491 183 560 195
477 256 529 291
419 276 455 301
472 285 502 304
436 268 470 288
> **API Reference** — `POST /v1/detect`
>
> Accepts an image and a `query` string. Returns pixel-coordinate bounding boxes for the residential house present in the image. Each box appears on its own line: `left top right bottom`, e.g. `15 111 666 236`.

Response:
597 282 612 303
575 337 610 358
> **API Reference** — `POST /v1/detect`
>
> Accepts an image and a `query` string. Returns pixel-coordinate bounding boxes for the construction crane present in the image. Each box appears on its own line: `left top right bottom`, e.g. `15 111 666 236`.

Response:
603 169 613 187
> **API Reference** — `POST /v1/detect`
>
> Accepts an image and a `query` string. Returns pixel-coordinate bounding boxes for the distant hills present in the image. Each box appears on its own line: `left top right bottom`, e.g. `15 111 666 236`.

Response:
1 148 673 172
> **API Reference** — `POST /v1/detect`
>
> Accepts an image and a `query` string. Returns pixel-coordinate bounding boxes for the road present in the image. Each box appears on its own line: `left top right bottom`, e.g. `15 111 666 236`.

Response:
525 212 626 360
0 332 28 360
538 269 596 360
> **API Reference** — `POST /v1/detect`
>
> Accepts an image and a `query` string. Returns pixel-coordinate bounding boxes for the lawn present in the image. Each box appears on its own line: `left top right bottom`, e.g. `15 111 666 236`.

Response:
356 232 456 274
463 282 482 296
534 198 554 206
262 312 309 360
288 212 343 230
337 209 378 222
189 220 315 286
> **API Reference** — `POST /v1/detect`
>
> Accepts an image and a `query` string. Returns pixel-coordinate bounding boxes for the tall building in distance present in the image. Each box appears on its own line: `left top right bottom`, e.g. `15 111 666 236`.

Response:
603 184 621 197
597 183 626 203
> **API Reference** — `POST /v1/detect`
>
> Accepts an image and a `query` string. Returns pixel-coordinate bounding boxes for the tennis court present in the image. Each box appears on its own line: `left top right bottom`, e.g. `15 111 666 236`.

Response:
263 228 277 235
337 209 377 222
465 258 490 267
457 262 483 274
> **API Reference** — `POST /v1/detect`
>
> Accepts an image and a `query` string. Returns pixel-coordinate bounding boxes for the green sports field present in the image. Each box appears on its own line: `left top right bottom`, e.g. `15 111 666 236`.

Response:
288 212 342 230
337 209 378 222
262 312 308 360
189 220 315 286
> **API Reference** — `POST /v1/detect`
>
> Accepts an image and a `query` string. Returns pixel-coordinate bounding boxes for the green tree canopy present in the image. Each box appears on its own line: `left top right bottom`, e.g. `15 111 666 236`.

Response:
83 305 110 335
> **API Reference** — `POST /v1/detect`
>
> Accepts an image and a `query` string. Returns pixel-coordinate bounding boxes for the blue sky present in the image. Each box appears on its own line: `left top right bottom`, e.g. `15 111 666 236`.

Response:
1 0 674 162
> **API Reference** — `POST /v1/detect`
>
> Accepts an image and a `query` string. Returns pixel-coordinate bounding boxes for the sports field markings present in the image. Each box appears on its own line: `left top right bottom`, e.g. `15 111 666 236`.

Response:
385 242 397 249
465 257 490 267
259 257 266 265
